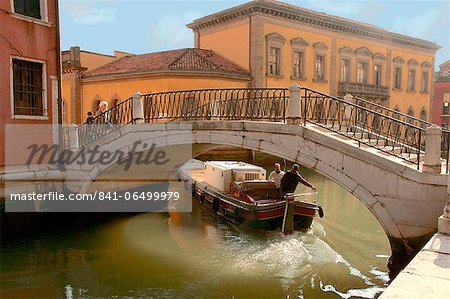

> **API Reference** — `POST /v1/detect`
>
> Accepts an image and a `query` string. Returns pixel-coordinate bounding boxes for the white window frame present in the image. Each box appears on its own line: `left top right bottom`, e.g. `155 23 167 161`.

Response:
420 62 431 93
407 59 418 92
355 47 372 84
393 57 405 91
372 53 386 86
313 42 329 82
10 56 48 120
10 0 50 26
357 61 368 84
374 64 383 86
290 37 308 80
339 47 353 83
266 33 285 78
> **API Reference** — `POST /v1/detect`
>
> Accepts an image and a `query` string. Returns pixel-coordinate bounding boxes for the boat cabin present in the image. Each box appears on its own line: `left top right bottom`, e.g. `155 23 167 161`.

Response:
204 161 266 192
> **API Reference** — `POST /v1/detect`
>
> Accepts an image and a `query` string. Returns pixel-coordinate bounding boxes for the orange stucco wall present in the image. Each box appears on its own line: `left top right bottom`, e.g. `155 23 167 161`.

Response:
198 16 435 121
389 48 433 117
262 22 434 119
200 21 250 70
263 23 333 93
79 51 118 72
0 0 59 166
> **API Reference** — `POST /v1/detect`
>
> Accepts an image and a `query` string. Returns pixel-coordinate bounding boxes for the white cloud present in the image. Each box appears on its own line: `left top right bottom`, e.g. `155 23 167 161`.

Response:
64 2 115 24
145 12 201 51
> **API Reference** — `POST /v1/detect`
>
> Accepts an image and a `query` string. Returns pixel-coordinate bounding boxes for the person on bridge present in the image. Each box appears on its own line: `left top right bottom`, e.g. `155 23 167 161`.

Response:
280 164 316 197
268 163 285 197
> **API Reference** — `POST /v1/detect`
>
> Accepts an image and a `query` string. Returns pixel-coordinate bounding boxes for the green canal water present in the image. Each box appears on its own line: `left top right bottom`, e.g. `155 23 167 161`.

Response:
0 164 390 298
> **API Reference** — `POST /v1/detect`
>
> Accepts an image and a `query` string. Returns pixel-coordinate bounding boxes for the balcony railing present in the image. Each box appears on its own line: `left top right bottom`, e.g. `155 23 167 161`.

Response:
338 82 390 98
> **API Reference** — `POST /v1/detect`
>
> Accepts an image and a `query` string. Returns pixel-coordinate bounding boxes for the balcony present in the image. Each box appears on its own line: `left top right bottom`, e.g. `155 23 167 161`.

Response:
338 82 390 101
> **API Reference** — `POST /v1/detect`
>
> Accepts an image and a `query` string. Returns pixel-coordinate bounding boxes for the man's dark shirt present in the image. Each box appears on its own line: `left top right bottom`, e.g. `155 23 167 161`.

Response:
280 171 308 194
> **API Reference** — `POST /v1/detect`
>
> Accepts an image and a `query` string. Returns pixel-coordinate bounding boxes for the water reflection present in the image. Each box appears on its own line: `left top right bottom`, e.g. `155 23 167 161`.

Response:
1 168 390 299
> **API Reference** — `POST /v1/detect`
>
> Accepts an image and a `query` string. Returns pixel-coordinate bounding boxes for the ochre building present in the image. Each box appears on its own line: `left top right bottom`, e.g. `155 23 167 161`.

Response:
62 47 250 124
187 0 440 121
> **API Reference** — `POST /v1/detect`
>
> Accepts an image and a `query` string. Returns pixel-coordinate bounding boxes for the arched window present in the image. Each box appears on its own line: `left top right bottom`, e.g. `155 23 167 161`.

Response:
110 98 119 108
420 108 427 121
91 96 102 115
407 106 414 118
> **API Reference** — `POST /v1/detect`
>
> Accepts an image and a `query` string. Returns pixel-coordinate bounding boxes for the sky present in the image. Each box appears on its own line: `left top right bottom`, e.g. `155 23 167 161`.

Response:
60 0 450 69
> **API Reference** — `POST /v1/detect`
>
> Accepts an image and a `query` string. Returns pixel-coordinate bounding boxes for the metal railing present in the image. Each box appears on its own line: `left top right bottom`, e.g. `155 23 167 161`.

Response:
142 88 287 122
352 95 450 172
78 98 133 147
301 87 426 169
74 86 449 172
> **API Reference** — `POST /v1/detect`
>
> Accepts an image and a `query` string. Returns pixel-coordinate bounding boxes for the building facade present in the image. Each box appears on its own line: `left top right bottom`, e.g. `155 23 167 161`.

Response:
432 61 450 126
0 0 61 166
61 47 131 124
187 0 440 121
62 47 251 124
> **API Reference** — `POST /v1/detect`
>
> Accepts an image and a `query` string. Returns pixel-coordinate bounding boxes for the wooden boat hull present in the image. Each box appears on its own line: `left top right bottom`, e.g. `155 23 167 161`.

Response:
189 180 322 232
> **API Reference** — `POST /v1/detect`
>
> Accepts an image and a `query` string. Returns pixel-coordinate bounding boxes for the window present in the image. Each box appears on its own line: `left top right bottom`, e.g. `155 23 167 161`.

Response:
408 69 416 91
407 59 418 92
393 57 405 90
420 62 431 93
290 37 308 80
266 32 285 77
420 108 427 121
13 0 41 19
292 51 304 79
421 71 429 93
341 58 350 82
374 64 382 86
357 62 368 83
12 58 45 116
315 55 325 81
372 53 386 86
444 94 450 115
339 47 353 82
394 67 402 89
443 102 449 115
313 42 328 82
269 47 280 76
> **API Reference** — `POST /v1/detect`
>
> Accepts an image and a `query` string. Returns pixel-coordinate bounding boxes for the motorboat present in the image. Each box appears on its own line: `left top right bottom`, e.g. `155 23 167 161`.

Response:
179 160 323 233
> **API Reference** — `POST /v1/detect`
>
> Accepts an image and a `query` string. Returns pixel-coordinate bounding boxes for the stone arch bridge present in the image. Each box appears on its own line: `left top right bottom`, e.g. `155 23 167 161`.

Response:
59 86 450 264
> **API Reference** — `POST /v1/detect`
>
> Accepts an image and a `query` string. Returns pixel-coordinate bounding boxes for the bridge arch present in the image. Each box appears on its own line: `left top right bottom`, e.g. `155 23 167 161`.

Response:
68 121 446 250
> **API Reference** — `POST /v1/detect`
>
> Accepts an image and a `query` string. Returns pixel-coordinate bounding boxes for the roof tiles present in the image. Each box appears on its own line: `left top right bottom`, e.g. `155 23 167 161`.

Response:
85 48 250 77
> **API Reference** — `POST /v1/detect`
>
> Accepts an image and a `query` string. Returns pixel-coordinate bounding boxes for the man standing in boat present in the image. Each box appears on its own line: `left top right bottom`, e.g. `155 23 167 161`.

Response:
280 164 316 197
268 163 285 197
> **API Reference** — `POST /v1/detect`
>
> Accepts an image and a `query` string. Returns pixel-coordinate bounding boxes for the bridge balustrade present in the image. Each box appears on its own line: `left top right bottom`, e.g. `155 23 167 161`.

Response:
74 86 449 172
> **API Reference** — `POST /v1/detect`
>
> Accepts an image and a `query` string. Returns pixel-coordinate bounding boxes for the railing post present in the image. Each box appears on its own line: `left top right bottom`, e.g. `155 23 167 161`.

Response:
68 124 79 150
132 92 144 124
287 84 302 125
423 124 442 173
438 174 450 234
343 93 355 120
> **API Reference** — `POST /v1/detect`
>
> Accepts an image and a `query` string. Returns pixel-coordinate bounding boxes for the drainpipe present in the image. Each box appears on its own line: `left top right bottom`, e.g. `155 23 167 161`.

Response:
55 0 63 145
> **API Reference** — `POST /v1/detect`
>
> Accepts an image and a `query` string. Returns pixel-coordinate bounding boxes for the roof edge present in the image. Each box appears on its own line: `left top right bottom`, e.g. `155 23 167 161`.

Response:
187 0 440 52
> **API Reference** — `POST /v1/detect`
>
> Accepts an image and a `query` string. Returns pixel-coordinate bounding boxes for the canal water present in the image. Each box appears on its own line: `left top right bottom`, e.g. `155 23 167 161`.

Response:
0 160 391 298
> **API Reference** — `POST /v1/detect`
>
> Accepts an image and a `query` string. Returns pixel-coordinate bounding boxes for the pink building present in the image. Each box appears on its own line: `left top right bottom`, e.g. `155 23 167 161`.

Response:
0 0 62 166
432 61 450 126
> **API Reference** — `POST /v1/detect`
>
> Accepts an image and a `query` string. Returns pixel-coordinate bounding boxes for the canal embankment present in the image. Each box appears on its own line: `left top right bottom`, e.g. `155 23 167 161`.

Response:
379 232 450 298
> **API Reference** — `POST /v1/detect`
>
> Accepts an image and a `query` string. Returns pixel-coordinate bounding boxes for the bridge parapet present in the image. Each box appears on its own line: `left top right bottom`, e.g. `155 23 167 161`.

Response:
72 85 450 173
